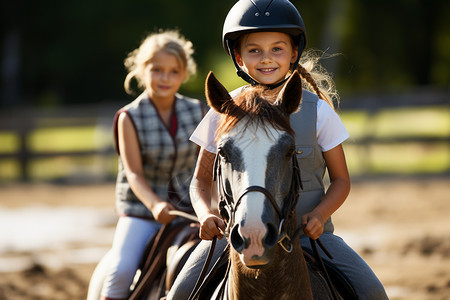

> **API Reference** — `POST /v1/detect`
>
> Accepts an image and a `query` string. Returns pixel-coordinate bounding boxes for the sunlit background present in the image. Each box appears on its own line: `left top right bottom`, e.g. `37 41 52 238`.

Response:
0 0 449 299
0 0 448 182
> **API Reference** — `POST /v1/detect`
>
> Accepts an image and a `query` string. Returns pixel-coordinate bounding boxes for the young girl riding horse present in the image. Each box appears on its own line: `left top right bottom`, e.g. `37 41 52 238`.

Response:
167 1 387 299
88 30 203 300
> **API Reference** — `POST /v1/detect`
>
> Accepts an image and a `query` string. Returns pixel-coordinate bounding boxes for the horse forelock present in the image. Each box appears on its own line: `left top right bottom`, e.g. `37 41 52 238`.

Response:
215 86 294 142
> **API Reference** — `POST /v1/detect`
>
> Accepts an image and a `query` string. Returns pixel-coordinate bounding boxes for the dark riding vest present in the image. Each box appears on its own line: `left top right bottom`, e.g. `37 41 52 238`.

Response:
291 90 334 234
113 93 204 219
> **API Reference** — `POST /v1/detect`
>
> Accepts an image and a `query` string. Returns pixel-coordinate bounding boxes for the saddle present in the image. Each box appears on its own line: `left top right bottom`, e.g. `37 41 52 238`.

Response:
128 219 200 300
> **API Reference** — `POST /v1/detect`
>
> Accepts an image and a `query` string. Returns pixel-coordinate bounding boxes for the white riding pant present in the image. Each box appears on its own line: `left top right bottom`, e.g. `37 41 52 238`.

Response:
101 216 161 298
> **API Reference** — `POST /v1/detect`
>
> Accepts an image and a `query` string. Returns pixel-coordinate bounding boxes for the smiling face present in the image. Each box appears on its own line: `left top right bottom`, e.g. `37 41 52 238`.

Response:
235 32 298 85
144 50 187 103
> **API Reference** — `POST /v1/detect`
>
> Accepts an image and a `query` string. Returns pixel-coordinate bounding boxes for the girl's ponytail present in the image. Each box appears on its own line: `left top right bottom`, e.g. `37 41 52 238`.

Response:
296 50 339 110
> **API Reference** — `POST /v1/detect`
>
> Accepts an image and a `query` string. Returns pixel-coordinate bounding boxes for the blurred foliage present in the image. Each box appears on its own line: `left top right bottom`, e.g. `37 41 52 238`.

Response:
1 0 449 107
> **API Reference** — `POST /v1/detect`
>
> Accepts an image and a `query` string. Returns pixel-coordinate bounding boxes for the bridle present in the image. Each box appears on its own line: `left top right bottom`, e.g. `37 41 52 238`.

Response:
214 152 303 253
190 153 342 300
189 152 342 300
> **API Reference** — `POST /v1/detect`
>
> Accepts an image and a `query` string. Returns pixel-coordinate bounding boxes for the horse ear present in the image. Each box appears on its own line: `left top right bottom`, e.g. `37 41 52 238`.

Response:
205 71 233 113
276 70 302 115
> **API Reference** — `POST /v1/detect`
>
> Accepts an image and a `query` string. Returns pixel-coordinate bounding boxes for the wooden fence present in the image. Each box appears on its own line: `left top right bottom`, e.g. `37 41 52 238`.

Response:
0 102 123 182
0 89 448 183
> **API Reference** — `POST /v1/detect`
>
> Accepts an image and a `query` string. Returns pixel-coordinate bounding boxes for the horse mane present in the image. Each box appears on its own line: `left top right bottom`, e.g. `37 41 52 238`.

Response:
215 86 294 141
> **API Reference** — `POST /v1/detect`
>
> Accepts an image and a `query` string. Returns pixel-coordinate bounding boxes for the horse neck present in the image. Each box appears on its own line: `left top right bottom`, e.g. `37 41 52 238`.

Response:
227 223 313 300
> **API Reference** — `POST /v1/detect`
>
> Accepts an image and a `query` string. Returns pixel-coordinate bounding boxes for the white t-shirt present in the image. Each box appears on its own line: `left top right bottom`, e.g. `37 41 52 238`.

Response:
190 99 349 154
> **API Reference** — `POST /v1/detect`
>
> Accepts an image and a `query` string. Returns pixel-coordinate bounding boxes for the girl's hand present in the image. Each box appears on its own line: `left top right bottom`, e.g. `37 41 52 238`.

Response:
152 201 176 225
199 214 226 240
301 211 325 240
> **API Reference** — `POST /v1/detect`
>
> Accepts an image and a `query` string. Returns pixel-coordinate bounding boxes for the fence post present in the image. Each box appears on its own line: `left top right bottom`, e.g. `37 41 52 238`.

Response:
18 118 31 182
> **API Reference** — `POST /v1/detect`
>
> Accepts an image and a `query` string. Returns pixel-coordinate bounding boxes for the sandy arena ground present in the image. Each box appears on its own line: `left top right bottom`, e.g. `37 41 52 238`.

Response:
0 176 449 299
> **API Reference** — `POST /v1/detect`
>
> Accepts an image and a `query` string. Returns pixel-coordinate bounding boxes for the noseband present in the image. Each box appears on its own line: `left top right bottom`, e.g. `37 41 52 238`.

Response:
214 153 302 253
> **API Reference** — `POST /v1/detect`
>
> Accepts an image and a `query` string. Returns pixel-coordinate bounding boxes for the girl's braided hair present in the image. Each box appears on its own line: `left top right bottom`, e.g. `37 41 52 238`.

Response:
296 49 340 110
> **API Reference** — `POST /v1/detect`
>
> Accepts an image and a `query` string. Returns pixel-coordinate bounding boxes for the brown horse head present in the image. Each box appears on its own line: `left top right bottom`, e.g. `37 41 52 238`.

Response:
206 71 303 267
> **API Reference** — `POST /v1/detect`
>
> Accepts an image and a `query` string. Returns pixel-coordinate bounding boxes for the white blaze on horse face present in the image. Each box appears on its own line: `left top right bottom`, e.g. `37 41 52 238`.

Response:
229 123 283 266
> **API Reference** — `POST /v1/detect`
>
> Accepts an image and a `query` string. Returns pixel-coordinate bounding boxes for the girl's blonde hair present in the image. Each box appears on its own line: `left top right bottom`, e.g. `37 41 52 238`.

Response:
297 49 340 110
123 29 196 94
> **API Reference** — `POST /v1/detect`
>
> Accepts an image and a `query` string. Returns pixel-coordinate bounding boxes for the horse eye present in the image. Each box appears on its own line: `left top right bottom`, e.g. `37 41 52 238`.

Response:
218 146 225 156
218 139 234 163
218 148 230 163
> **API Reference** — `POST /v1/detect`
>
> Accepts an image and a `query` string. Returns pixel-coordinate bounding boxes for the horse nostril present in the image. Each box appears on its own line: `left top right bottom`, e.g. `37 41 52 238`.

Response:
264 223 278 247
230 225 245 253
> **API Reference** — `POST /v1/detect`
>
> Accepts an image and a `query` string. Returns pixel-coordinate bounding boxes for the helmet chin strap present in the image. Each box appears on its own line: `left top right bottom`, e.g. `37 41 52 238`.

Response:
226 39 299 90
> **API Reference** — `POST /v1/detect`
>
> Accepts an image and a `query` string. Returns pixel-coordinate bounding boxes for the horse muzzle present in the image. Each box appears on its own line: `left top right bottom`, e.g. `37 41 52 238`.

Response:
229 221 279 267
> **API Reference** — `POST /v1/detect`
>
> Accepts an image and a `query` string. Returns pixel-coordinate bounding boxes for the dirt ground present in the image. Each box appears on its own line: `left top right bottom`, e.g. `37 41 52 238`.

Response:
0 176 449 300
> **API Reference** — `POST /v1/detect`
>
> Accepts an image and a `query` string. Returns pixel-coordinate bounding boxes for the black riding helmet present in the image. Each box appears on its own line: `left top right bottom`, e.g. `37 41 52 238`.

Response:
222 0 307 88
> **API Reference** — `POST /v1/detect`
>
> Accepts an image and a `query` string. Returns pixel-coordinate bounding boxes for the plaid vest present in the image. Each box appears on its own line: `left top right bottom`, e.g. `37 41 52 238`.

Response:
114 93 204 218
